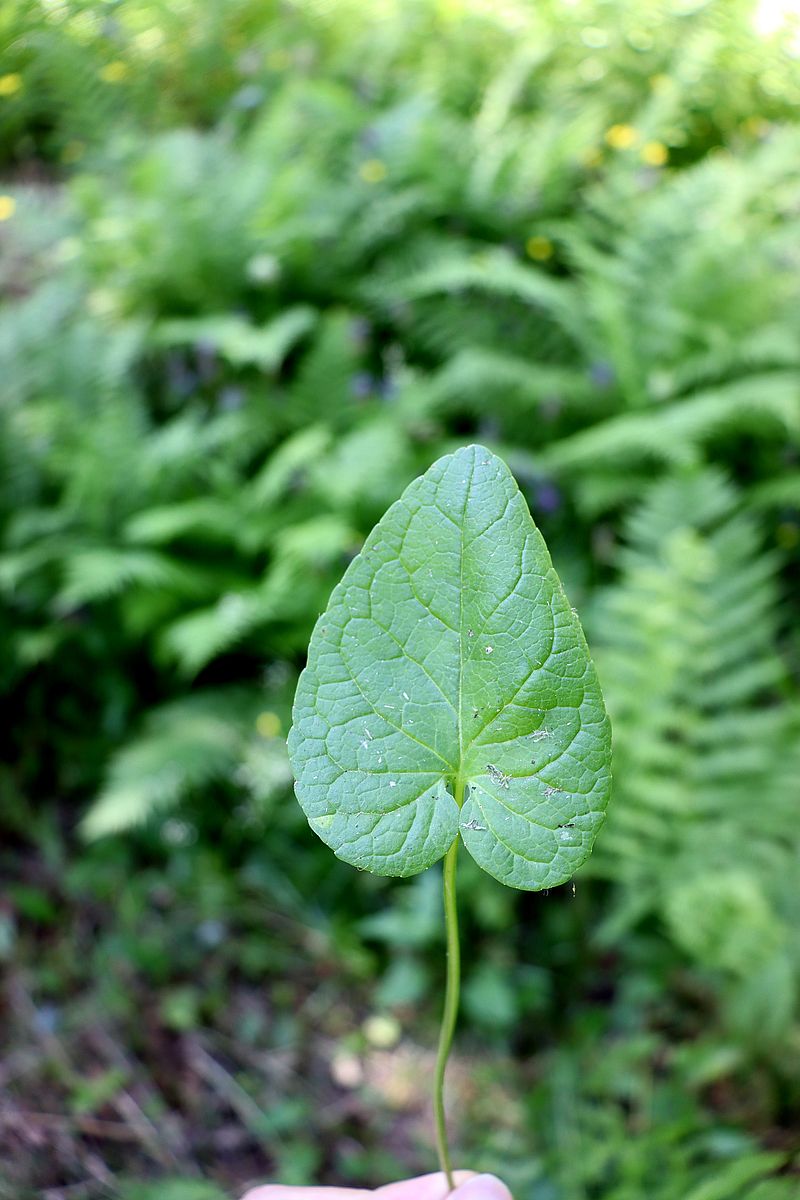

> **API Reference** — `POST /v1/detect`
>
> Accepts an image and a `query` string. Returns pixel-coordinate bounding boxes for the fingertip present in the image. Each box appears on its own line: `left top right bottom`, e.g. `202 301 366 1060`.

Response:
375 1171 474 1198
240 1190 371 1199
240 1190 296 1200
453 1174 513 1200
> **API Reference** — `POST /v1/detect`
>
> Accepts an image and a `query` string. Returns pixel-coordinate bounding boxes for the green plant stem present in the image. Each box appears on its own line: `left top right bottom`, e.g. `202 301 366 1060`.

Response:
434 820 462 1192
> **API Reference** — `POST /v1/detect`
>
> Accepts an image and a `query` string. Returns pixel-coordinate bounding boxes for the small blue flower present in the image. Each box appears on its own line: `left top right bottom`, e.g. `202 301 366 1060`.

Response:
167 354 197 397
535 480 562 514
589 361 615 389
232 84 264 111
350 372 375 398
218 386 245 412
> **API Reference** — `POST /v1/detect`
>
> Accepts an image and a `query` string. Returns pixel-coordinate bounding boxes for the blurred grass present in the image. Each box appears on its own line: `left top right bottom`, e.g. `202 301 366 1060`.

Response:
1 1 800 1197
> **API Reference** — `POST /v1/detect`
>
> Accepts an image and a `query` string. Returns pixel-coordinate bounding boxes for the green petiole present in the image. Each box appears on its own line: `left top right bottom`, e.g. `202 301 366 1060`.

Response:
433 779 464 1192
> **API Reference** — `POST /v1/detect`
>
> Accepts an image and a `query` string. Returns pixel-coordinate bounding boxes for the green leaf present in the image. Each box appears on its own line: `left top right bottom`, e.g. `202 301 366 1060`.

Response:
288 444 610 890
155 307 317 372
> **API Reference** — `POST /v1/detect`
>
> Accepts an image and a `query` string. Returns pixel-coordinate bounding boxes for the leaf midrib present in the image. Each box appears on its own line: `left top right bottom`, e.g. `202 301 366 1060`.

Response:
455 452 476 807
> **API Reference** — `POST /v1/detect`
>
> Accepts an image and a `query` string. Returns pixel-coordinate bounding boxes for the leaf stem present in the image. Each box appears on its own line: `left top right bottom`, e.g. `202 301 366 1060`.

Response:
434 818 462 1191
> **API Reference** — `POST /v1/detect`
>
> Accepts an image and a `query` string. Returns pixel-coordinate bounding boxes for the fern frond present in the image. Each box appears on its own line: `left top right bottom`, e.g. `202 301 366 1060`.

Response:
154 307 317 373
159 514 358 675
546 373 800 477
427 348 597 416
55 548 208 608
590 470 800 1029
81 690 265 839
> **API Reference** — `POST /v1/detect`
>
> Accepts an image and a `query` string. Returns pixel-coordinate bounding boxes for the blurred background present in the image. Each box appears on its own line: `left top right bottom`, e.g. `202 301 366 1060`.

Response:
2 1 800 1197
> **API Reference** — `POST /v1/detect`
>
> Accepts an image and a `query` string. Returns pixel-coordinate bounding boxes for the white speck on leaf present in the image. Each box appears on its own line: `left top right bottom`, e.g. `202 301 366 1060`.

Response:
487 763 511 789
485 646 493 654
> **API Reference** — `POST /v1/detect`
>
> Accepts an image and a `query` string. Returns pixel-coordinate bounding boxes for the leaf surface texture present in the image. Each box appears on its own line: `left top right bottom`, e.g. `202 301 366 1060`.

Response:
288 444 610 889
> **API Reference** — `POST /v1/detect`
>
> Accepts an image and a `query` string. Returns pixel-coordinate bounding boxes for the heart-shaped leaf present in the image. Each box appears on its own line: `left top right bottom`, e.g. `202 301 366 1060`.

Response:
288 444 611 890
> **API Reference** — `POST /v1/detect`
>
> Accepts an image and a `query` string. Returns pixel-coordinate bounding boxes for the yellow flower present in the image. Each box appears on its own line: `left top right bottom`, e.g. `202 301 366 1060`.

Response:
359 158 387 184
0 73 22 97
604 123 639 150
100 60 129 83
436 0 465 20
526 235 553 262
256 711 282 738
742 116 768 138
0 195 16 221
641 141 668 166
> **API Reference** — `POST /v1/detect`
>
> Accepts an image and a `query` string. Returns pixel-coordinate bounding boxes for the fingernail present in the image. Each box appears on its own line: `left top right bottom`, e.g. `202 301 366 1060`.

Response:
455 1174 513 1200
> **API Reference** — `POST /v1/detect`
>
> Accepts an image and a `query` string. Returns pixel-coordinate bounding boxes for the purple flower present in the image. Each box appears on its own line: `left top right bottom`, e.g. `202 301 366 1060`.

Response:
350 372 374 398
589 361 615 389
167 353 197 397
194 339 218 382
535 480 562 514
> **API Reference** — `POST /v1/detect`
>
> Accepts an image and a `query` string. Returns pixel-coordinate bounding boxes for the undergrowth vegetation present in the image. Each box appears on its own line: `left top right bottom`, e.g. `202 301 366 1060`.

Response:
1 1 799 1196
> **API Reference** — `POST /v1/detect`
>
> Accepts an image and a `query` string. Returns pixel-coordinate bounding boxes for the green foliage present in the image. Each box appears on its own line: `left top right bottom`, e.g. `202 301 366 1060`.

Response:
591 470 800 1048
289 444 611 887
515 1036 799 1200
82 687 292 839
3 0 800 1193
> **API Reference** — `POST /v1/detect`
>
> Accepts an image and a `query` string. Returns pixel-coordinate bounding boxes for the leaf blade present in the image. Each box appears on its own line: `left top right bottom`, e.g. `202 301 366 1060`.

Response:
288 444 611 889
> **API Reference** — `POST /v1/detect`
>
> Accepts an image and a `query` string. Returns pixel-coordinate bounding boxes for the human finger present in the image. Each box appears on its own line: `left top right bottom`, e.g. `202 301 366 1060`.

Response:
240 1187 372 1199
375 1171 475 1198
453 1176 512 1199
